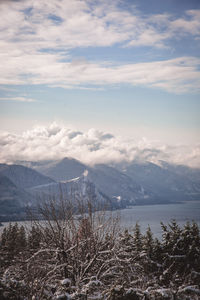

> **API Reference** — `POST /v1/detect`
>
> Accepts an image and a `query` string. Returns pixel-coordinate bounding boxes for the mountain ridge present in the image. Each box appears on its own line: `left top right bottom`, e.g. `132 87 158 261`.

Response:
0 163 55 189
1 157 200 221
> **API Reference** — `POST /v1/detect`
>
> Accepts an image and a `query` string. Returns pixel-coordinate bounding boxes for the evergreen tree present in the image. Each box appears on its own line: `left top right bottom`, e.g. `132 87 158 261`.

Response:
4 223 19 254
168 220 181 255
17 225 27 250
133 222 142 252
28 225 42 249
153 237 162 262
143 225 154 258
0 227 7 248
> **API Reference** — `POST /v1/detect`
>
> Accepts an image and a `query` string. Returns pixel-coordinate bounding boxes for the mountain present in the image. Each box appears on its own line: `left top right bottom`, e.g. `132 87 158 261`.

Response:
87 164 147 205
159 161 200 194
26 157 200 204
118 161 200 201
0 174 34 220
28 170 114 210
0 163 54 221
0 163 55 189
32 158 149 205
33 157 87 181
1 158 200 221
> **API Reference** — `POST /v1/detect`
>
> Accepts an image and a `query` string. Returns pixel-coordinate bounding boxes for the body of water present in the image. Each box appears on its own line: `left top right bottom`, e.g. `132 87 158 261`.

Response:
116 201 200 238
1 201 200 238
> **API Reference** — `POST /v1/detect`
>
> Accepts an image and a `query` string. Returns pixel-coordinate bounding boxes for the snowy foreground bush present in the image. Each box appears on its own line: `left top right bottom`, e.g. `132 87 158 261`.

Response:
0 200 200 300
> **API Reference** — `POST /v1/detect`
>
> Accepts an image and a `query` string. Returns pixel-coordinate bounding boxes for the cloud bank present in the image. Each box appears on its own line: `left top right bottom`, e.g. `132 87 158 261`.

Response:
0 0 200 93
0 123 199 168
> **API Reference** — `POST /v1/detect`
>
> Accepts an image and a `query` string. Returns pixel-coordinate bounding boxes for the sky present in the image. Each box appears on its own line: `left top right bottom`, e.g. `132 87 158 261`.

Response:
0 0 200 167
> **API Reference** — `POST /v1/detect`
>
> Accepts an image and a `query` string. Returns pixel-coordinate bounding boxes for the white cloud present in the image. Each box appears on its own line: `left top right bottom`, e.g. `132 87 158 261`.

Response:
0 1 199 93
0 122 199 168
170 10 200 36
0 97 36 102
0 51 199 93
126 29 171 48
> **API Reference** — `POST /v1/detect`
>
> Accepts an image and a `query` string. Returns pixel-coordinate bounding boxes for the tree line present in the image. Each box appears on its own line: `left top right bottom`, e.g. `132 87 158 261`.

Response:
0 198 200 299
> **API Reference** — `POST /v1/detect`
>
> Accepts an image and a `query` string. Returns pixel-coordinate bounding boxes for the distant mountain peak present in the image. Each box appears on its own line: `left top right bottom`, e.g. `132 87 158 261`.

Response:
0 163 54 189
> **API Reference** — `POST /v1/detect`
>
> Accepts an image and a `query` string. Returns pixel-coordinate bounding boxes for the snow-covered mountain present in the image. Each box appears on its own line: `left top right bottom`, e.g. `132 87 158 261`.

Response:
30 158 149 205
87 164 147 205
21 157 200 204
0 163 55 189
16 158 86 181
0 164 54 221
38 157 86 181
1 157 200 221
117 161 200 201
34 157 200 203
159 160 200 194
0 174 35 220
28 170 114 209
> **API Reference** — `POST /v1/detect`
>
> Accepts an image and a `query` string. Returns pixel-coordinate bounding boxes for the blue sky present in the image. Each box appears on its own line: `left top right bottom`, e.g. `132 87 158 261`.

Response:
0 0 200 166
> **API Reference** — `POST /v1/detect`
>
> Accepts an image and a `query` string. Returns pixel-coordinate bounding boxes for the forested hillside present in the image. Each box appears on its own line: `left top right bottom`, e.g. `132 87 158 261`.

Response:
0 208 199 299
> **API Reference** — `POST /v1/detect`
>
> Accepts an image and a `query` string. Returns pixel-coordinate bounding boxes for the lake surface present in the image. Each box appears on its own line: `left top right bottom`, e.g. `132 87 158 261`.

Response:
115 201 200 238
1 201 200 238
